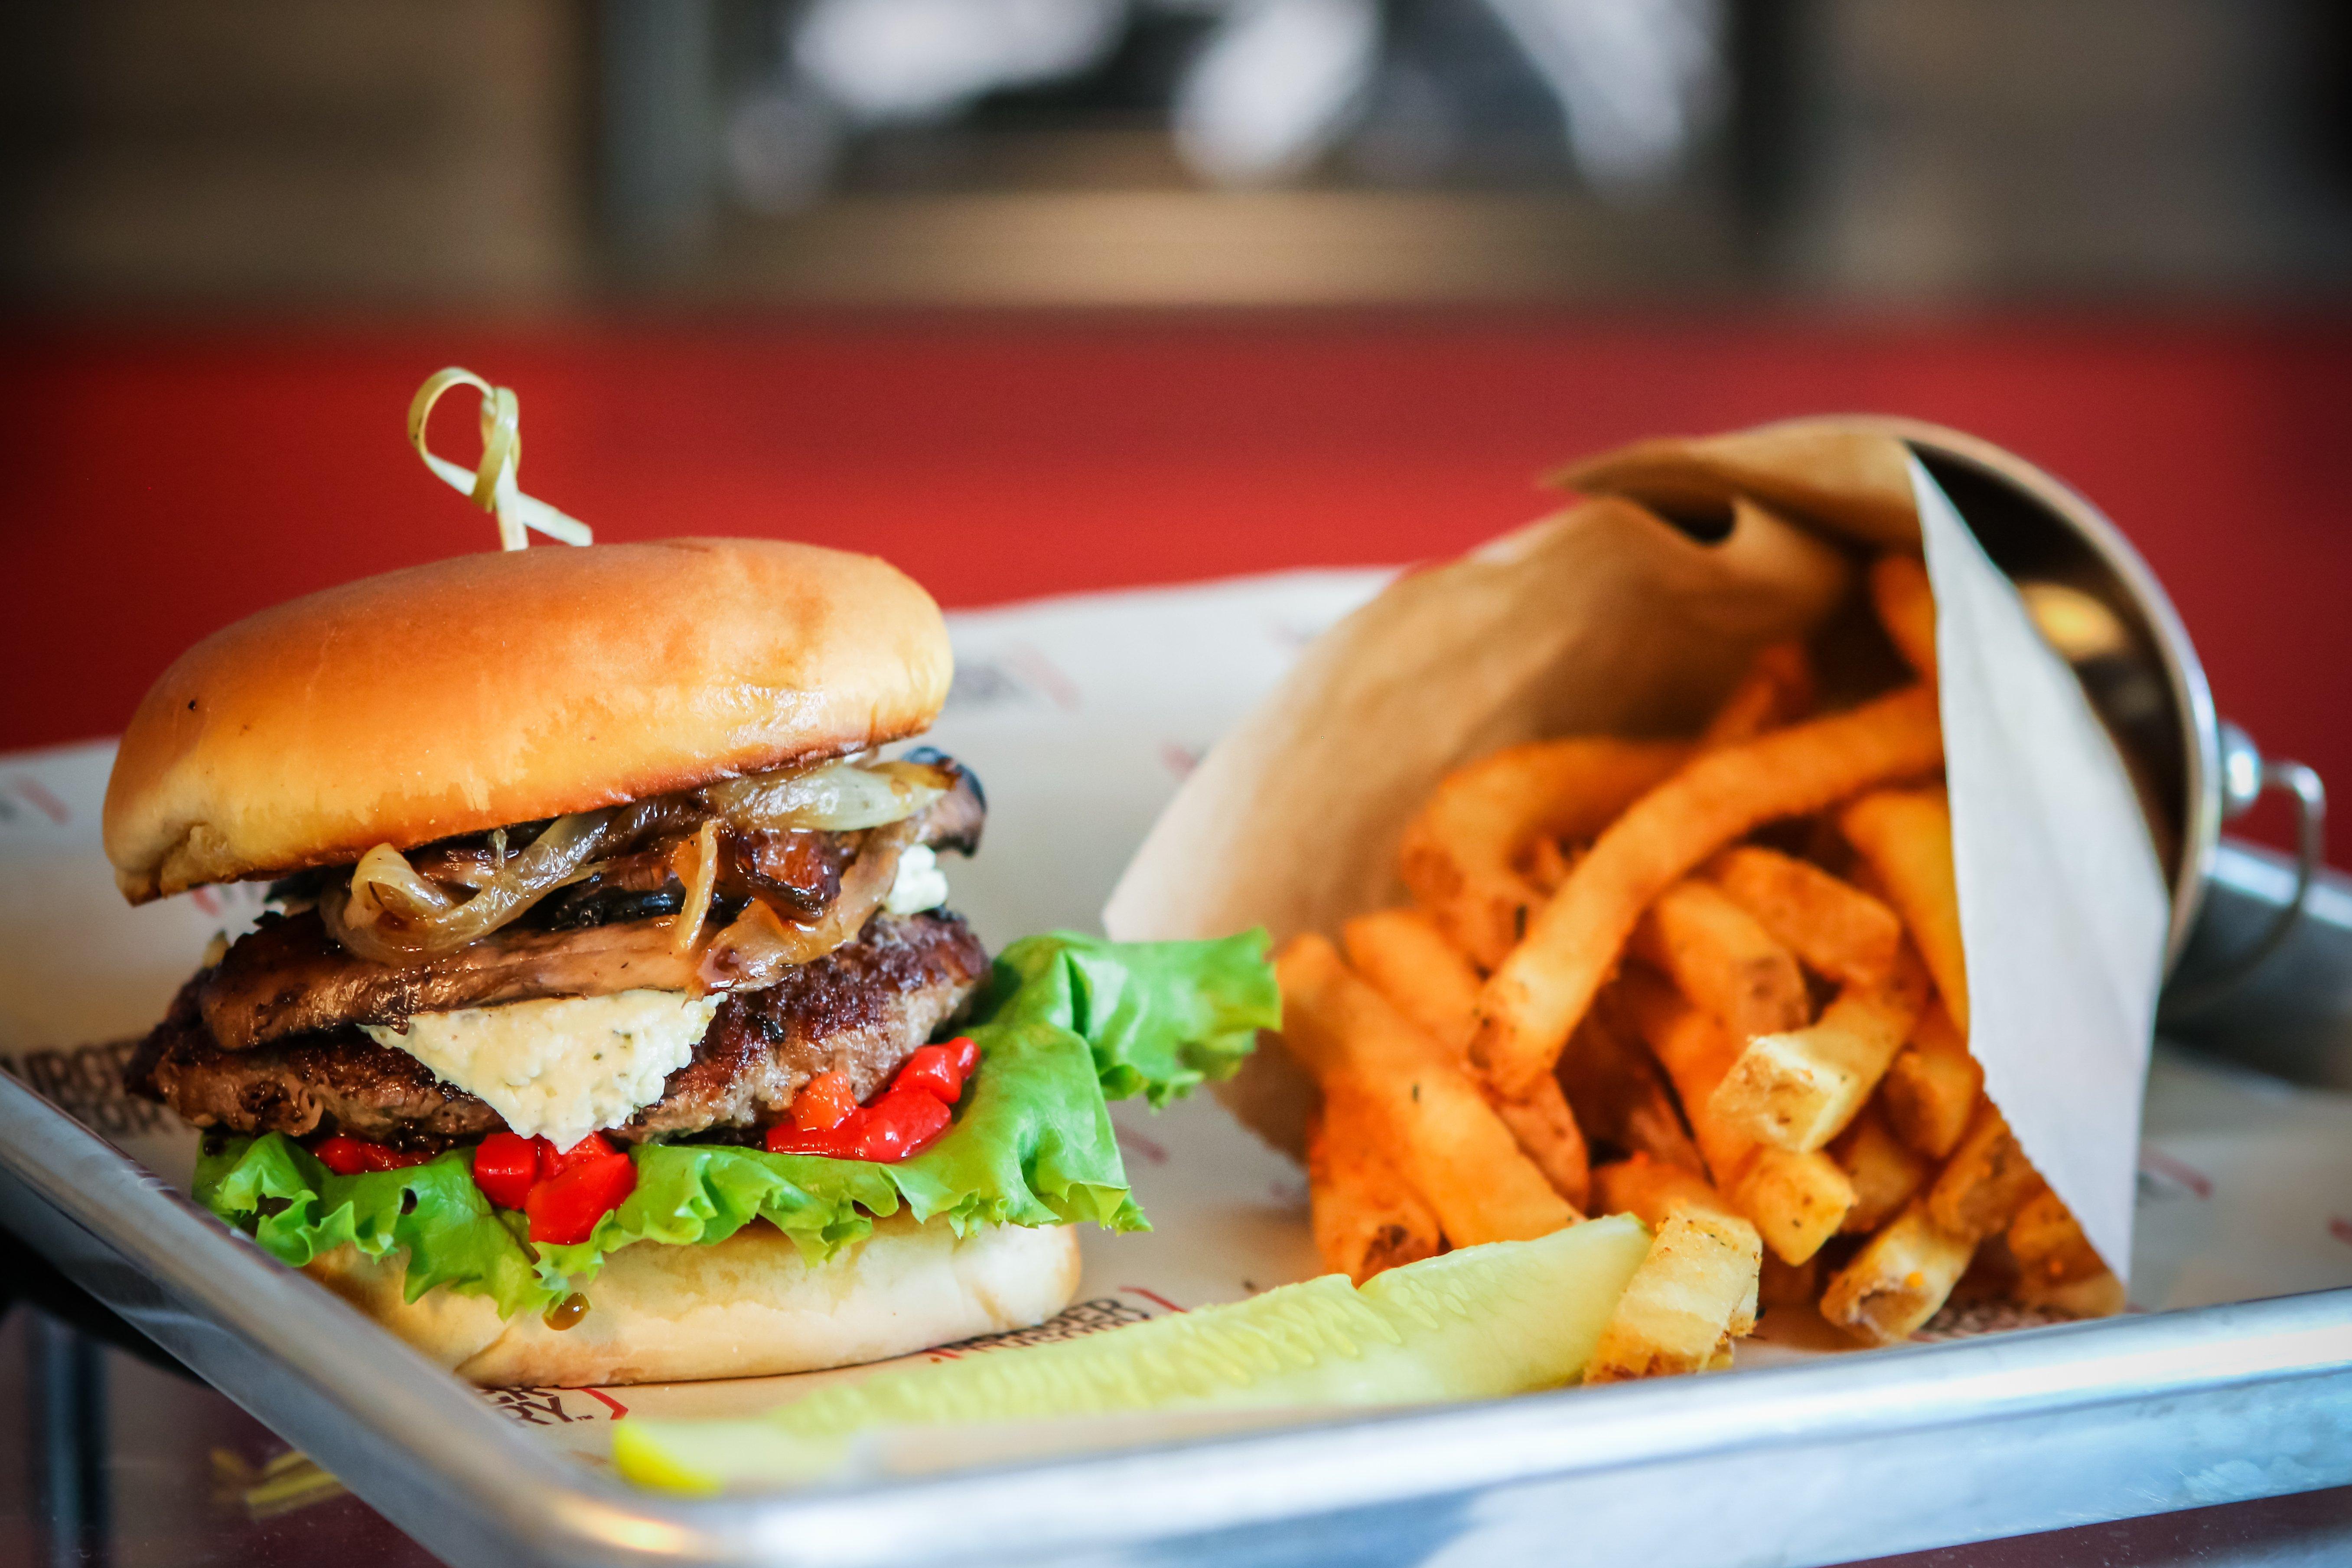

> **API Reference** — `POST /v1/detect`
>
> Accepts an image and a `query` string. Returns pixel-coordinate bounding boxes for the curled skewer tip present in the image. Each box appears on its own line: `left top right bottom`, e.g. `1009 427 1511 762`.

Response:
408 366 591 550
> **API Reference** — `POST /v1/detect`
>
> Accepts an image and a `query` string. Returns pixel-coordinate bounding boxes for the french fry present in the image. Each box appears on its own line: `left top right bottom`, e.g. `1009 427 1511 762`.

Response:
1728 1147 1856 1266
2015 1266 2127 1320
1880 995 1981 1159
1277 935 1577 1246
1591 1152 1737 1226
1819 1199 1975 1346
1617 971 1852 1262
1521 836 1578 896
1709 950 1929 1153
1489 1081 1593 1210
2006 1188 2105 1289
1870 554 1938 685
1926 1101 2043 1243
1699 642 1814 749
1833 1104 1931 1233
1343 907 1590 1206
1399 738 1687 970
1614 969 1753 1187
1630 880 1811 1043
1841 786 1967 1034
1757 1249 1820 1310
1342 907 1480 1051
1585 1209 1764 1382
1557 1010 1707 1176
1706 844 1902 989
1306 1097 1441 1284
1472 684 1945 1099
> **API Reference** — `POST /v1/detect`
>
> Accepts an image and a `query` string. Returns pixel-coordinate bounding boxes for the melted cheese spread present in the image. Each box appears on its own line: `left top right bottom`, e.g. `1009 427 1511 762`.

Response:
363 989 720 1151
884 844 950 916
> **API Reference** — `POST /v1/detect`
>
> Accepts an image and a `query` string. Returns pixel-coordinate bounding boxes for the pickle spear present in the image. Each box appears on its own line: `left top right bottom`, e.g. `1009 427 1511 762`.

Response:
615 1213 1651 1492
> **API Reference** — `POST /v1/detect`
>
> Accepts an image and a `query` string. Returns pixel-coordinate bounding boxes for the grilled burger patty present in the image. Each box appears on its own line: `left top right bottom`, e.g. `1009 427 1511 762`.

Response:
127 910 989 1149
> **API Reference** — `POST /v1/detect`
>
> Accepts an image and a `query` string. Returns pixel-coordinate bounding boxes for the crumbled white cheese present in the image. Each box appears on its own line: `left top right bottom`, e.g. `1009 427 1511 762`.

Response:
363 989 720 1151
884 843 950 916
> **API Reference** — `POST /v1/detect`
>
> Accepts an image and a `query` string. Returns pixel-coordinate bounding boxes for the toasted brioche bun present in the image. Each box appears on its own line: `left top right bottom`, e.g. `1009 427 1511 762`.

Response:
104 539 952 903
306 1215 1082 1388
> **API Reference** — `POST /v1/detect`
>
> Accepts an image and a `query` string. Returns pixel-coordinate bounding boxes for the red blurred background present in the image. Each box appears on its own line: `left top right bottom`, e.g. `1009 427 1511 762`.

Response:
4 313 2346 861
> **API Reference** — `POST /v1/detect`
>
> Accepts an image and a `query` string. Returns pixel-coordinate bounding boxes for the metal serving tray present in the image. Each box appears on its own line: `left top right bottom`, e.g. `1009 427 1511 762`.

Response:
1 841 2348 1568
1 1052 2349 1568
3 560 2349 1566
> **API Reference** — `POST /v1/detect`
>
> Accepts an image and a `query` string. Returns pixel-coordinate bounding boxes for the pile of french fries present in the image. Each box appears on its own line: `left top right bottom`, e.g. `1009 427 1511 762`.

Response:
1276 555 2123 1382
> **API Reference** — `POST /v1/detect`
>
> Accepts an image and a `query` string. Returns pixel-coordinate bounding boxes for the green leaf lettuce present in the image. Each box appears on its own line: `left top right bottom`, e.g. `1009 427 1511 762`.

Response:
194 930 1277 1318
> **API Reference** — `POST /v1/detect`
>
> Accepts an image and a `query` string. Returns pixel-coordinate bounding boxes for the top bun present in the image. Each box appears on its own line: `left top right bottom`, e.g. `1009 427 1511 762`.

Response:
105 539 953 903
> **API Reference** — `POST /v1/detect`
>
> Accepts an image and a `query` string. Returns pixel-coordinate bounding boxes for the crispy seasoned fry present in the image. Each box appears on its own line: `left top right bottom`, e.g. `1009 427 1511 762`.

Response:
1342 907 1481 1052
1729 1147 1856 1266
1616 971 1851 1262
1521 836 1578 895
1880 995 1981 1159
1833 1104 1932 1232
1757 1249 1820 1310
1841 786 1967 1033
1472 684 1945 1098
1399 737 1687 970
1630 879 1811 1043
1557 1010 1708 1175
1709 950 1929 1153
1927 1101 2043 1243
1306 1097 1441 1284
2015 1266 2127 1319
1614 969 1753 1187
1277 935 1577 1246
1489 1078 1592 1210
1870 554 1938 685
1585 1210 1764 1382
1706 844 1902 989
1820 1199 1975 1346
2006 1189 2105 1289
1591 1152 1737 1226
1342 907 1590 1206
1699 642 1814 749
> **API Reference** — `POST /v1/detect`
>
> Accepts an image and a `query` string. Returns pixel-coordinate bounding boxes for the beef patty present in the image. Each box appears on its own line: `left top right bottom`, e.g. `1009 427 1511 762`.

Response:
126 911 989 1150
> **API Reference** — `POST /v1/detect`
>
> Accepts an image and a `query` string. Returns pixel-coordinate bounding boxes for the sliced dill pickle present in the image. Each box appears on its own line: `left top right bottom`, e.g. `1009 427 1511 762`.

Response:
613 1214 1650 1492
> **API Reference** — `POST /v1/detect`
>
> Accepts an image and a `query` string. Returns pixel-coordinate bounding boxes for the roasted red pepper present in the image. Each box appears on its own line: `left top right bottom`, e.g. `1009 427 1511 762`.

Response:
763 1122 863 1159
789 1069 860 1133
468 1130 637 1242
848 1085 952 1161
525 1147 638 1245
311 1134 432 1176
765 1037 977 1162
894 1037 979 1104
539 1131 621 1180
471 1131 539 1210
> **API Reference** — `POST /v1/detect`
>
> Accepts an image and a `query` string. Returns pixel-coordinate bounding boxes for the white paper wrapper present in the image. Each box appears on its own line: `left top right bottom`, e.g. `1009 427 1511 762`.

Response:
0 556 2336 1473
1106 447 2168 1284
1917 460 2168 1273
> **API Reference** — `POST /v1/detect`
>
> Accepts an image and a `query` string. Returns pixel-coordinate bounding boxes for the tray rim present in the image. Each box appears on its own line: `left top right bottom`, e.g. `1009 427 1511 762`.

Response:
3 1067 2350 1568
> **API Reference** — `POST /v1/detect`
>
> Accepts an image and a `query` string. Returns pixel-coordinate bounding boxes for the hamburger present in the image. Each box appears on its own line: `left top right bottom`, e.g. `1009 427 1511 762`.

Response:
109 538 1274 1386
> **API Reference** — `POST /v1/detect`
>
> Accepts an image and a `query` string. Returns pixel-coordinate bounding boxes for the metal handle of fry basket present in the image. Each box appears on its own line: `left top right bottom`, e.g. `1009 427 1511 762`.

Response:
2162 721 2328 1019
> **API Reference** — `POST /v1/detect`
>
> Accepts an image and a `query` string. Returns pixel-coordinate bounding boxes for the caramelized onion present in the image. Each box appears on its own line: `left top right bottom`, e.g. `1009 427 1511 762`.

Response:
313 759 946 968
323 811 612 965
347 842 457 920
701 759 945 833
670 820 720 955
697 820 915 991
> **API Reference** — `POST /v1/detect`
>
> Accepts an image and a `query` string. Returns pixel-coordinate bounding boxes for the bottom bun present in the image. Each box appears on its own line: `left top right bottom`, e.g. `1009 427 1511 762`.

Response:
306 1214 1082 1388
